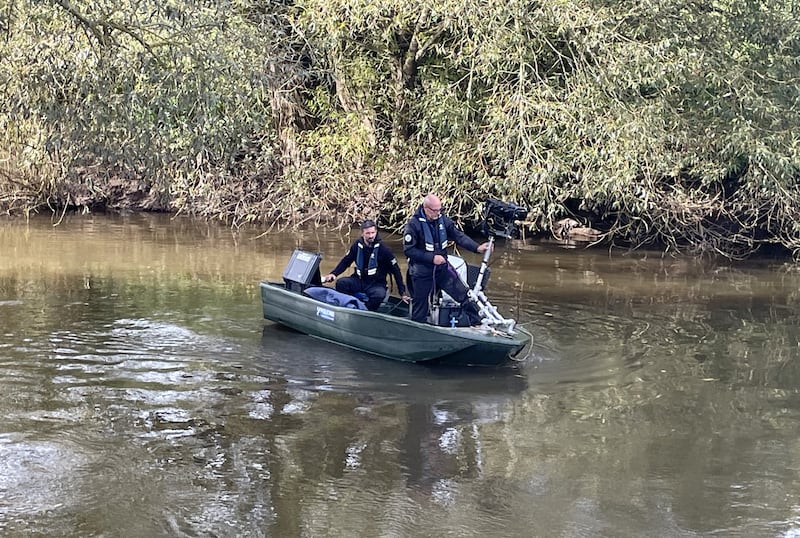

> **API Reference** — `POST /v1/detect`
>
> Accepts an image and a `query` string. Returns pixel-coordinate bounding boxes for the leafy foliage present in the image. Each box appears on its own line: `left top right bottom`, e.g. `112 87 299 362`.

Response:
1 0 799 257
1 0 282 220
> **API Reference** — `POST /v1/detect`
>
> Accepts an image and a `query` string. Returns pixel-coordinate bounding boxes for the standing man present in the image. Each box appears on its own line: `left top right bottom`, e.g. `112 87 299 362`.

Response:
322 220 410 311
403 193 491 323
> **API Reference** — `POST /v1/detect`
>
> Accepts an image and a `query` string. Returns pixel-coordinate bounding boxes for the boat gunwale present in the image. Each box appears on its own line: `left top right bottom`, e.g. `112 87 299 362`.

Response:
260 280 527 341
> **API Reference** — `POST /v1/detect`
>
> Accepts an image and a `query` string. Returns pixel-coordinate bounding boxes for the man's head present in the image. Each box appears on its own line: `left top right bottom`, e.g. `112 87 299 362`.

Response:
360 219 377 244
422 193 442 220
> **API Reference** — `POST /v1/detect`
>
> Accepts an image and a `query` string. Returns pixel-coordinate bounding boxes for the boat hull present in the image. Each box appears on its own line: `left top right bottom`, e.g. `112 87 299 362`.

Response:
259 281 530 366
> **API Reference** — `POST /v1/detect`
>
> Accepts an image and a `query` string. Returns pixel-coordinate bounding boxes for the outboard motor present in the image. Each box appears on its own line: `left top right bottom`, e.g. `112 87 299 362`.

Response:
481 198 528 239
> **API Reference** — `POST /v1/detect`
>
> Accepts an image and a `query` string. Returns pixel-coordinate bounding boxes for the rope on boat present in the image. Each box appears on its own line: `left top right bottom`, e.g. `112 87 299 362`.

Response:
510 325 535 362
382 297 406 316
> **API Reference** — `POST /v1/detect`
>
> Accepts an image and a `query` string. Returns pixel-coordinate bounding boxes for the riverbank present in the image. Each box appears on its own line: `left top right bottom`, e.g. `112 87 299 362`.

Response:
4 2 800 259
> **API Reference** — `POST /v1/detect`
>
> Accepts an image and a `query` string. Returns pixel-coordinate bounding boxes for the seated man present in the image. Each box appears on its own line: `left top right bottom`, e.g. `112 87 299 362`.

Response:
321 220 410 311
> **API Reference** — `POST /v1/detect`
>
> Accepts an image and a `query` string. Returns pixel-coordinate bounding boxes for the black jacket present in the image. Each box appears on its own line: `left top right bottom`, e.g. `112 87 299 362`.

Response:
403 205 480 276
330 236 407 294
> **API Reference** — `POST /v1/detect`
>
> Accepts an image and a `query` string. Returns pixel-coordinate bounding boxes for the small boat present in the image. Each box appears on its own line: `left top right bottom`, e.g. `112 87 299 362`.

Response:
260 244 532 366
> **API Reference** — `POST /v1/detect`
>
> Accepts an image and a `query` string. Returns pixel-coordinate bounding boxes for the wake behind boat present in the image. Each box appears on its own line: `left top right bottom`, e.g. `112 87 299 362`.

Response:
260 231 532 367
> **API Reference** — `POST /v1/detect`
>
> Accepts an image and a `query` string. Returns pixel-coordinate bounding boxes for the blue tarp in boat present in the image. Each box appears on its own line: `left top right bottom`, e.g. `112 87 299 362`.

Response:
304 287 368 310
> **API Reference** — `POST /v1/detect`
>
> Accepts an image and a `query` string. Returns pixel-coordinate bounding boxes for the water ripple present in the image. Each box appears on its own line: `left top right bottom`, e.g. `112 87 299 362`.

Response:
0 435 88 517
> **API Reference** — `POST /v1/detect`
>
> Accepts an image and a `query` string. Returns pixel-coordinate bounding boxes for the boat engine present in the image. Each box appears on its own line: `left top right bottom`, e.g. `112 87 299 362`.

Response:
481 198 528 239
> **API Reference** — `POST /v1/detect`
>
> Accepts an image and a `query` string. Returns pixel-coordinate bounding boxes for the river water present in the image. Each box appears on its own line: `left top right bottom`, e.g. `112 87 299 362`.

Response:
1 213 800 537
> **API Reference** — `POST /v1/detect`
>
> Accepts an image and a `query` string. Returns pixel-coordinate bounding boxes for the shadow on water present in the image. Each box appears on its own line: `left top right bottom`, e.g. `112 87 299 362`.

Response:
256 323 528 405
252 323 532 535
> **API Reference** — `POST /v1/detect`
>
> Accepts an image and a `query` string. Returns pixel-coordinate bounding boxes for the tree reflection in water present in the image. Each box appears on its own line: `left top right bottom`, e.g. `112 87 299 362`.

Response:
4 214 800 536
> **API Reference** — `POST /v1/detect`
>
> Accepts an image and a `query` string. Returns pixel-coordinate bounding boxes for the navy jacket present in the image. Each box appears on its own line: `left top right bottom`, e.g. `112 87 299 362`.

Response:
330 236 407 294
403 205 480 277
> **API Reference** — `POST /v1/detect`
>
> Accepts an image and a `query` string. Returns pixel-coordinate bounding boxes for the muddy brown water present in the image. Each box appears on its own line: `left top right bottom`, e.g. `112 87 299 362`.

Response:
2 213 800 537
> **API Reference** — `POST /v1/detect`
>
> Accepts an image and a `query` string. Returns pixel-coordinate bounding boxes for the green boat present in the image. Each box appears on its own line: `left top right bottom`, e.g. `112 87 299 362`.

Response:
260 246 532 367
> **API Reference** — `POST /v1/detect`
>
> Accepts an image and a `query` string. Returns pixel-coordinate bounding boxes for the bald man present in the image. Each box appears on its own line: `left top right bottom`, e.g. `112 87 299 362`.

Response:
402 194 490 324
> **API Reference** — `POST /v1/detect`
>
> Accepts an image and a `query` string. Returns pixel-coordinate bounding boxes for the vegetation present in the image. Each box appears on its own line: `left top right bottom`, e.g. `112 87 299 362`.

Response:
1 0 799 258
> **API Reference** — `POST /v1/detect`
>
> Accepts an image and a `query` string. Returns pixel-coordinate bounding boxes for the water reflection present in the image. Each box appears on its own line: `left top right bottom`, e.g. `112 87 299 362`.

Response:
255 323 527 534
3 214 800 536
257 324 527 400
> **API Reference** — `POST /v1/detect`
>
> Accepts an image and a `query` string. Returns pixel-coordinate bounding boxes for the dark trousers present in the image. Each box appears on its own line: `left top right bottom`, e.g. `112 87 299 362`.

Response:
335 277 387 311
409 263 477 323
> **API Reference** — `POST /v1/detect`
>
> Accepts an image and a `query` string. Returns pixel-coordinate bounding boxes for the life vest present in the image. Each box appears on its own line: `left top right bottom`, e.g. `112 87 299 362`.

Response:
355 241 379 277
418 216 448 252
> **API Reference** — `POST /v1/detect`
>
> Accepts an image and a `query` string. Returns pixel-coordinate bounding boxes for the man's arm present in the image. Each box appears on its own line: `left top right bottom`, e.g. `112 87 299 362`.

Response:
445 219 481 253
323 243 356 282
403 220 435 265
380 246 407 295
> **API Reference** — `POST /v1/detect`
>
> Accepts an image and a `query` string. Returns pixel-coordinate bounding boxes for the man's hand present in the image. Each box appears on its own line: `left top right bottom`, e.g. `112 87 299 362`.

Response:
401 294 411 304
477 242 492 254
322 273 336 283
433 254 447 265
